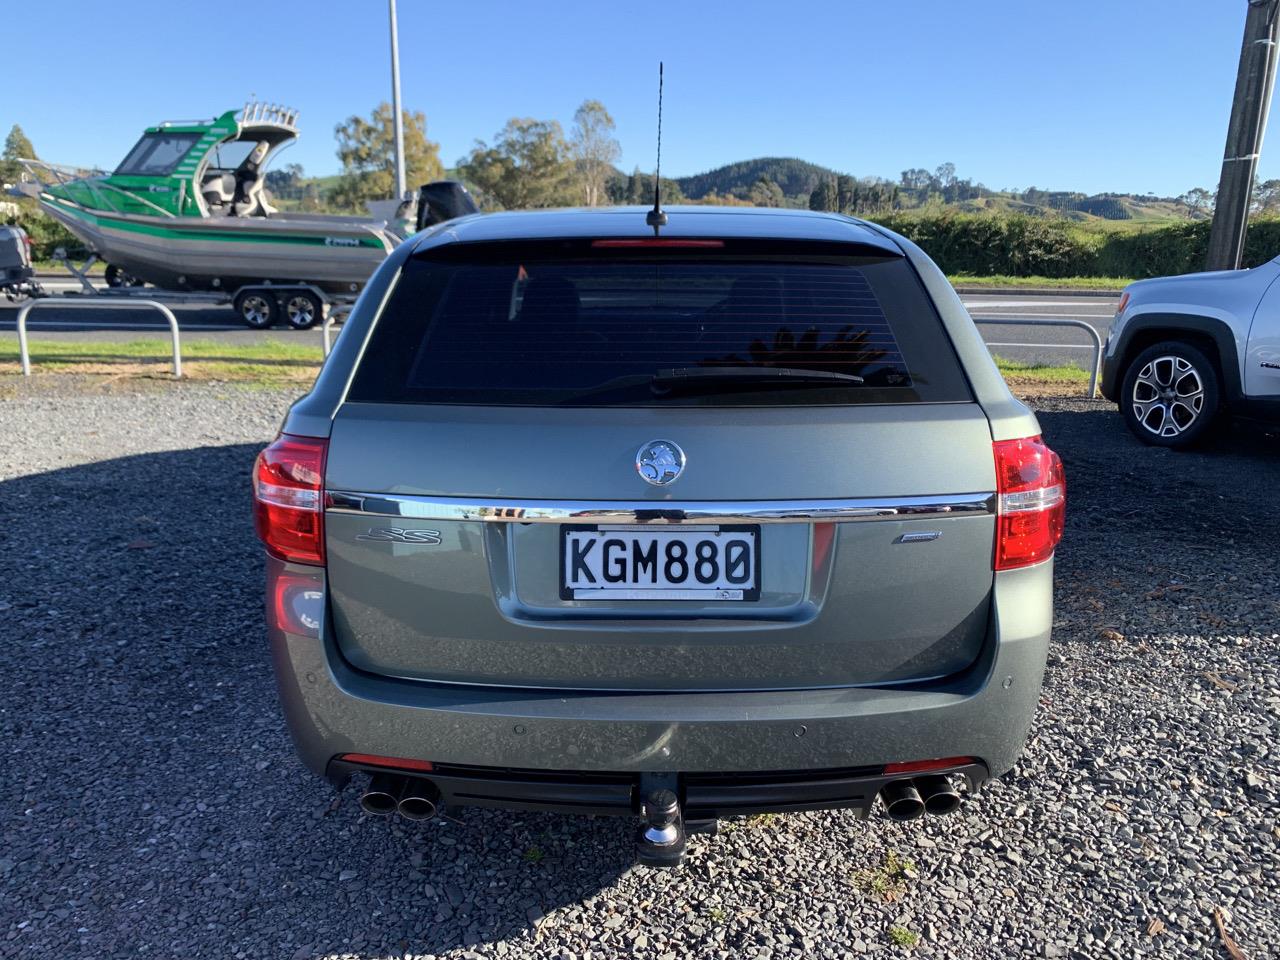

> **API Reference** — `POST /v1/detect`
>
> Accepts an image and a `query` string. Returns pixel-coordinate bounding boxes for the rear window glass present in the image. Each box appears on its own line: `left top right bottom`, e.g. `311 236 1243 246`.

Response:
349 241 972 406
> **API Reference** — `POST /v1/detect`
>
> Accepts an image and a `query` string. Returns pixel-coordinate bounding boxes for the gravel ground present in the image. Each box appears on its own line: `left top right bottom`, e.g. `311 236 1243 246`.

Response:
1 379 1277 959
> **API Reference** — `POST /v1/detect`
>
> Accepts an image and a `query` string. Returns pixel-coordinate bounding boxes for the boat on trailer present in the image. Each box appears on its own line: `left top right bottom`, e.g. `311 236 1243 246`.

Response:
20 103 475 327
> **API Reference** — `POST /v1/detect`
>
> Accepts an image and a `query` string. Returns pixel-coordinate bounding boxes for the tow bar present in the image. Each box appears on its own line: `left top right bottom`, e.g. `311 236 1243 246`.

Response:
636 788 687 867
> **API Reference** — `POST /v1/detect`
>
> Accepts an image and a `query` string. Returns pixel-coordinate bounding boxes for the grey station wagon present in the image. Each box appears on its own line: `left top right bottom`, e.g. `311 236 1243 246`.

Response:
254 205 1064 866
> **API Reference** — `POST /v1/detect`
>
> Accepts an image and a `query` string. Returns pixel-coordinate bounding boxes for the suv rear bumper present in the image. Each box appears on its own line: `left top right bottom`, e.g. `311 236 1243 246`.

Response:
268 556 1051 786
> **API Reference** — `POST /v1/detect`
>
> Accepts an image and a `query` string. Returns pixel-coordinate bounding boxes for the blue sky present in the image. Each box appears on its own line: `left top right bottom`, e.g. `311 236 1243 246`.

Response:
5 0 1269 197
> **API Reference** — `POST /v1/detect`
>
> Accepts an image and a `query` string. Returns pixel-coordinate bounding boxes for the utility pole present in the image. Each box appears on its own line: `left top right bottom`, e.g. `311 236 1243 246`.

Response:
388 0 407 199
1206 0 1279 271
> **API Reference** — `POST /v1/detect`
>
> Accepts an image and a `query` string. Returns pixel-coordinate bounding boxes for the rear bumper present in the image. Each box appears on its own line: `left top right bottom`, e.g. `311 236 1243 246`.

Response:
269 556 1051 788
328 757 989 820
1100 345 1122 402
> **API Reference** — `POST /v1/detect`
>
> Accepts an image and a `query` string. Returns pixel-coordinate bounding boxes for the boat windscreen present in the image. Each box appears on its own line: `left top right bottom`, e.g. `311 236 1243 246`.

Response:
206 141 258 172
115 133 201 176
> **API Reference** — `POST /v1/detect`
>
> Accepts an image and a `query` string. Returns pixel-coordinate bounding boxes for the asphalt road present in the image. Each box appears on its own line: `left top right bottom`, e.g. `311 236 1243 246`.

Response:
0 283 1120 368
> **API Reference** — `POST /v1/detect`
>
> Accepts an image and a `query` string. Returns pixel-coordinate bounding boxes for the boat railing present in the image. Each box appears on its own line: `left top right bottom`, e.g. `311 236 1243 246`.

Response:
19 159 178 219
240 101 299 128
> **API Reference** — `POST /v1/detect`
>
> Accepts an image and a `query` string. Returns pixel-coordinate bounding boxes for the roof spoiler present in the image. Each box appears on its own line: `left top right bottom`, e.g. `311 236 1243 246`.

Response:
415 180 479 231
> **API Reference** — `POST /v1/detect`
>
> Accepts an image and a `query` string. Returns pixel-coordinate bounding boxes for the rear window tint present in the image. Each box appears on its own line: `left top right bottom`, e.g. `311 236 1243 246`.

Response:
349 241 972 406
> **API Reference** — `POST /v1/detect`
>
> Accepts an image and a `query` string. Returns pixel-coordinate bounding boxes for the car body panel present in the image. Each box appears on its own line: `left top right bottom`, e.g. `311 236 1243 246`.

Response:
268 554 1050 778
324 401 998 691
1103 258 1280 403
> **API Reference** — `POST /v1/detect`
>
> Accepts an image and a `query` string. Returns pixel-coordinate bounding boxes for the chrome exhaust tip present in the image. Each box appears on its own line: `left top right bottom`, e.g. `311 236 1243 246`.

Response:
880 780 925 821
359 773 404 816
397 781 441 821
916 775 962 817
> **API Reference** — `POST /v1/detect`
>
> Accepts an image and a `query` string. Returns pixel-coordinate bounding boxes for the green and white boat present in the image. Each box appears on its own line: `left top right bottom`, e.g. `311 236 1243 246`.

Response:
22 103 406 302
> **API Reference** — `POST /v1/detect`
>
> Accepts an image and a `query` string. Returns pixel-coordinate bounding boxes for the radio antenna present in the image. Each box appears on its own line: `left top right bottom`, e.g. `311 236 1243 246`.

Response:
646 62 668 233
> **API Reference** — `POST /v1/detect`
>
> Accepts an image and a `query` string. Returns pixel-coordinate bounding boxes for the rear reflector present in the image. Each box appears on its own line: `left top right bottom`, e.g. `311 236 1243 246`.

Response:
993 435 1065 570
883 757 977 775
591 239 725 248
269 569 324 638
339 753 434 773
253 434 328 566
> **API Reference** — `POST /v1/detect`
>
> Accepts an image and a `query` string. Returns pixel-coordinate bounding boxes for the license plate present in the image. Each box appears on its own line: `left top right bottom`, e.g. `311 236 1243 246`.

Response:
560 525 761 601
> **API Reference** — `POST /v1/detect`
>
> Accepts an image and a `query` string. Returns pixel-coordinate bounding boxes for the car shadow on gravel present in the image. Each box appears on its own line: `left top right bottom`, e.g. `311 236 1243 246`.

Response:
0 443 629 959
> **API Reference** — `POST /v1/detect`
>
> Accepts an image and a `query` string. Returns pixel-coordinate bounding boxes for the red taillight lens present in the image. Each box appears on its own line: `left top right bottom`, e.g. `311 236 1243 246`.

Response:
338 753 434 773
883 756 977 775
253 434 327 565
993 435 1065 570
1114 291 1130 317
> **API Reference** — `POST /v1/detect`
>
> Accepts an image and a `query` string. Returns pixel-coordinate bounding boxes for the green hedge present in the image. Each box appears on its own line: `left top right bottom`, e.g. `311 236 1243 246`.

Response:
1 199 86 261
872 212 1280 279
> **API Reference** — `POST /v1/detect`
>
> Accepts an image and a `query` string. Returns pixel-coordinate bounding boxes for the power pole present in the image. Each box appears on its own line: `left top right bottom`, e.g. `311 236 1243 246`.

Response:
388 0 407 199
1206 0 1280 271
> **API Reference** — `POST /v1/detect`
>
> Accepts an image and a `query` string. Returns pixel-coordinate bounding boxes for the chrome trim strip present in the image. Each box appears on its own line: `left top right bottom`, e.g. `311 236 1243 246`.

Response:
325 491 996 524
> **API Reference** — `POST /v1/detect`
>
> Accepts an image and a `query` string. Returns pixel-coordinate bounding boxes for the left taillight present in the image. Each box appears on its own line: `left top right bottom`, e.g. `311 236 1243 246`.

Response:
253 434 328 565
993 435 1065 570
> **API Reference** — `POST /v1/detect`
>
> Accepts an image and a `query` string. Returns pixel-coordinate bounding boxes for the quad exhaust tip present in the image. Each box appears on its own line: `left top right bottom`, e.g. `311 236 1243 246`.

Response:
397 781 441 821
916 774 962 817
881 775 963 821
359 773 404 815
880 780 925 821
359 773 442 821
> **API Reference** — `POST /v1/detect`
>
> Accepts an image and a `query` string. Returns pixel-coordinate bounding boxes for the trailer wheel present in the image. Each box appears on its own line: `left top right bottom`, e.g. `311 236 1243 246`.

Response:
235 289 277 329
282 290 324 330
105 265 140 288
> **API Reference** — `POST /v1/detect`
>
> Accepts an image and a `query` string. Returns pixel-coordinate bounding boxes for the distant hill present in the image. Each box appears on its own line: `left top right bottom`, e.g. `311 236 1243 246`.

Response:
293 155 1195 224
676 158 847 200
673 156 1189 223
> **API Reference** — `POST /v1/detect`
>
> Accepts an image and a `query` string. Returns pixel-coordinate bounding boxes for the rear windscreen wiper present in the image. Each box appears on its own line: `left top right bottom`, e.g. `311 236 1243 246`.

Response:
652 366 866 387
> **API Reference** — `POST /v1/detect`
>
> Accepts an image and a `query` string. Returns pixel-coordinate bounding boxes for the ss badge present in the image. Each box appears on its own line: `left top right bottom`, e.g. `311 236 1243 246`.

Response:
356 527 442 545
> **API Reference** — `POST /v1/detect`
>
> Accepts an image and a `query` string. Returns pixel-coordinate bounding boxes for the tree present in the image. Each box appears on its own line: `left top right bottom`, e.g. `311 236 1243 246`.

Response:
456 118 576 210
1 124 37 185
748 176 785 208
264 163 305 197
1180 187 1214 218
330 103 443 211
808 178 838 212
900 167 932 191
1251 178 1280 214
570 100 621 207
934 162 957 189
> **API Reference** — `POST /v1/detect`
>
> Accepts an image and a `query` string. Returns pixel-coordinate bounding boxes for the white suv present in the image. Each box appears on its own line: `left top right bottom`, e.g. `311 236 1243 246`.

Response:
1102 259 1280 447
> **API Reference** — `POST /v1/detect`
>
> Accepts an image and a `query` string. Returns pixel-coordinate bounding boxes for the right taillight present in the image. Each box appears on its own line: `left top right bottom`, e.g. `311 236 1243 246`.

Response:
993 435 1065 570
253 434 328 566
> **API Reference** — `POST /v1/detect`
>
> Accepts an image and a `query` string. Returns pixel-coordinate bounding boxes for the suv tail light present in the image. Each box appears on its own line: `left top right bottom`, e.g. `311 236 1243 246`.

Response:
253 434 328 565
993 435 1064 570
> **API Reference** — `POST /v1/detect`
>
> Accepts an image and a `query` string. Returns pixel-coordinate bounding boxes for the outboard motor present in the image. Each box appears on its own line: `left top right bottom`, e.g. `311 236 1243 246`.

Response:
415 180 479 231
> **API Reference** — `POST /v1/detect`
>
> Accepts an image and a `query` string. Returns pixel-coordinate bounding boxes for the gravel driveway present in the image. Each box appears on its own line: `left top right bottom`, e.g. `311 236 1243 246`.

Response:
1 380 1277 959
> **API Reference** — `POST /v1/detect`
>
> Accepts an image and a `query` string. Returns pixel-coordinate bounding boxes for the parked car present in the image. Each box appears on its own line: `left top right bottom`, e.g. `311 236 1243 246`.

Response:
1102 260 1280 447
253 205 1065 866
0 225 38 302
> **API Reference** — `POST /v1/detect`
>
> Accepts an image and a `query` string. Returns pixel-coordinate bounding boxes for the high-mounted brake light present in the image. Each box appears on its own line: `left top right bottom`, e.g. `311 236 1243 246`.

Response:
591 239 724 248
993 435 1065 570
253 434 328 565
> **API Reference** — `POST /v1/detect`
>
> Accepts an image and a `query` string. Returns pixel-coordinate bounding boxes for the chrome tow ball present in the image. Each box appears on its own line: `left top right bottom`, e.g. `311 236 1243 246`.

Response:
636 788 687 867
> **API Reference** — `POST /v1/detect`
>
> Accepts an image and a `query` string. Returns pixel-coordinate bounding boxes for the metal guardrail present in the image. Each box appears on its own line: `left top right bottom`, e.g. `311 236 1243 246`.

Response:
17 298 183 377
321 306 353 357
976 318 1103 398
